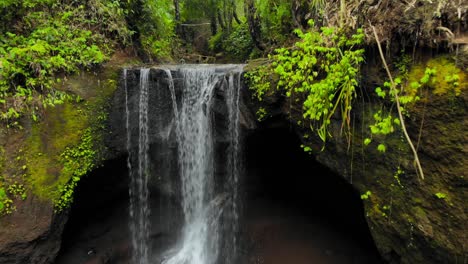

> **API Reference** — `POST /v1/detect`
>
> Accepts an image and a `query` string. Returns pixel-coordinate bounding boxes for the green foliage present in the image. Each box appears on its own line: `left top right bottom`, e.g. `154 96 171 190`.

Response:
209 31 224 52
370 111 397 135
222 23 254 61
363 138 372 146
22 68 115 211
54 128 96 211
85 0 134 44
132 0 174 58
377 143 386 153
395 53 412 79
367 66 437 152
255 0 293 44
0 25 106 118
273 22 365 143
245 65 271 101
209 22 254 61
300 144 312 153
247 21 365 146
380 204 390 217
0 187 13 215
434 192 447 199
7 182 27 200
0 2 113 125
0 0 175 126
256 107 268 121
393 166 404 188
361 190 372 200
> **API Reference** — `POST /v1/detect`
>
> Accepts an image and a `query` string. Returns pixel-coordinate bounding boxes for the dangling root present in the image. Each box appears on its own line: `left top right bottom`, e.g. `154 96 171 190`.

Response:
371 24 425 180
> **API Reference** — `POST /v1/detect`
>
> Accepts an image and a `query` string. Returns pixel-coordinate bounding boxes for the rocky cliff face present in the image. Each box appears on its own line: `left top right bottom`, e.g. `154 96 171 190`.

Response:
0 198 67 264
244 55 467 263
106 67 256 196
0 57 464 263
0 63 119 263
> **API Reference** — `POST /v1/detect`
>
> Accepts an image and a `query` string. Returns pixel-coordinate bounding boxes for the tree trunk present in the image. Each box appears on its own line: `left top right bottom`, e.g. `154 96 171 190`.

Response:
233 10 241 24
218 9 226 30
245 0 265 50
210 14 218 35
174 0 181 35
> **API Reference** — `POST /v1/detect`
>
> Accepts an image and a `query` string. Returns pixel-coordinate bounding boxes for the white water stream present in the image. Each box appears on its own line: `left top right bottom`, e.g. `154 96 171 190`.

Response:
127 68 151 264
126 65 243 264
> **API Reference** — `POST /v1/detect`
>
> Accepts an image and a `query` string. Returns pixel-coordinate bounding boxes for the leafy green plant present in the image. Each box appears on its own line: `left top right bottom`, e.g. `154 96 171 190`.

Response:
444 73 460 95
393 166 404 188
366 67 436 154
0 0 176 127
245 65 272 101
300 144 312 153
7 182 27 200
54 128 96 211
222 23 254 61
435 192 447 199
361 190 372 200
256 107 268 121
247 21 365 147
127 0 174 59
273 21 365 144
0 187 13 215
0 6 108 125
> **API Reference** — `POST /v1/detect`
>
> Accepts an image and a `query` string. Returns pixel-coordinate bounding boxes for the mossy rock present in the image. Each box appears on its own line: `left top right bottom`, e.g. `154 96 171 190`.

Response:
0 64 120 211
407 56 467 96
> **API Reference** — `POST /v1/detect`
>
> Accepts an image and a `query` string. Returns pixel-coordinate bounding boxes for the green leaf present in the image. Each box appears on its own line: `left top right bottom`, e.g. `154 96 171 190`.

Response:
377 144 386 153
360 190 372 200
364 138 372 146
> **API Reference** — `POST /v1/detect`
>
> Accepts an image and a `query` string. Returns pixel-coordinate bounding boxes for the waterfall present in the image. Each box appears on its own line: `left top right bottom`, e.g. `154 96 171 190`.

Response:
225 71 242 263
125 65 243 264
163 65 244 264
163 67 221 264
127 68 151 264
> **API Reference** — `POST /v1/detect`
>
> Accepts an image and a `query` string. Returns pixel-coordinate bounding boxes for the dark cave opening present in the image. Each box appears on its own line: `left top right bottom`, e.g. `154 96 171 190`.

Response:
56 154 180 264
55 156 133 264
242 117 384 263
56 116 384 264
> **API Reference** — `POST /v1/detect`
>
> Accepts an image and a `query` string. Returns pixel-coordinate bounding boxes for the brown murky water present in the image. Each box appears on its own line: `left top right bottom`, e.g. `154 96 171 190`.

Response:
243 199 383 264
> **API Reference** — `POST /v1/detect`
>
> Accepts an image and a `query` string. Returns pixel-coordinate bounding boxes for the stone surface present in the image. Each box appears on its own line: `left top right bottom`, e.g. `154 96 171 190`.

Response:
0 62 119 264
0 197 67 264
106 67 256 197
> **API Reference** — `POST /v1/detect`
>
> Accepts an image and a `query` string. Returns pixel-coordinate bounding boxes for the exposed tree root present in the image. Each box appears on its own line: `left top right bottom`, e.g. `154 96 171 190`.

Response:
371 25 425 180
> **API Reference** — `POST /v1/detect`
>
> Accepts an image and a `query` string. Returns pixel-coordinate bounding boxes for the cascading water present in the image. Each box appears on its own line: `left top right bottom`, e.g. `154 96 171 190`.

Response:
125 65 243 264
127 68 151 264
224 72 242 263
163 65 243 264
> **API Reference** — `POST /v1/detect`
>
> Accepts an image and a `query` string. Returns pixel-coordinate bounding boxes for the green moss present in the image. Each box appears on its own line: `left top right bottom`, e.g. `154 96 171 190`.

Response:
413 206 427 219
54 128 96 211
407 57 467 96
0 145 4 177
23 68 118 210
26 103 89 201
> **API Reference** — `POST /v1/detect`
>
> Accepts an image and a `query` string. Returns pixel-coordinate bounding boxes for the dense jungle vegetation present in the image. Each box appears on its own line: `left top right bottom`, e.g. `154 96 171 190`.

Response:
0 0 466 212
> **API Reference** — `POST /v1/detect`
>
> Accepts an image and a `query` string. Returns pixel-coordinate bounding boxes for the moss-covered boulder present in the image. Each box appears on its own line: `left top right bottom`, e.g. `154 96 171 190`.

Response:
0 54 129 263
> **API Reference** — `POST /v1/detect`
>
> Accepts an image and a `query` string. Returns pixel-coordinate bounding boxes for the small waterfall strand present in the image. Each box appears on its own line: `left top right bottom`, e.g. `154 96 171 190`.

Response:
129 68 151 264
225 69 243 264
